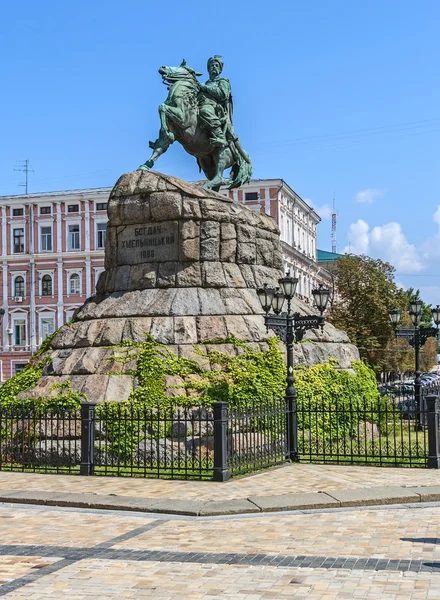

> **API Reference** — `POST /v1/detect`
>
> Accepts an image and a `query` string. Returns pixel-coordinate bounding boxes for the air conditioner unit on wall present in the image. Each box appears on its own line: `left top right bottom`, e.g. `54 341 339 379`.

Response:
6 328 12 335
14 296 23 303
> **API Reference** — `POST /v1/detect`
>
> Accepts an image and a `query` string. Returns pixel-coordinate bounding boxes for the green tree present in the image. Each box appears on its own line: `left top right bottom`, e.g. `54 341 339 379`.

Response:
326 254 407 373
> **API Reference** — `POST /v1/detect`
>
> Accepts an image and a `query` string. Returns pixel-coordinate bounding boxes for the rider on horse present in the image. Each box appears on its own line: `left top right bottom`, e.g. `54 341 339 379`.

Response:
197 56 233 150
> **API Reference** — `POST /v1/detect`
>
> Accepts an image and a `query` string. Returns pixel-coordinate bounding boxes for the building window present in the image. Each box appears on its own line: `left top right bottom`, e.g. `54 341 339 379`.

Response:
69 273 81 295
14 276 25 297
96 202 108 211
67 204 79 213
41 274 53 296
15 363 27 374
13 228 25 253
245 192 259 201
65 309 76 323
12 208 24 217
96 222 107 248
68 224 80 250
40 206 51 215
14 319 26 346
41 316 55 341
40 226 52 252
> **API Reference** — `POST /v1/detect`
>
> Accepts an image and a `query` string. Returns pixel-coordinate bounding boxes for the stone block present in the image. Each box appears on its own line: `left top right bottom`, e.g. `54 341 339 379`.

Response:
198 288 226 315
122 317 152 343
176 263 202 287
248 492 339 512
197 316 228 341
242 315 268 341
237 223 256 243
171 288 201 315
135 438 186 464
128 263 157 290
220 238 237 262
113 265 131 291
221 222 236 240
150 316 175 344
200 237 220 261
157 261 177 287
180 237 200 261
202 262 226 288
143 289 177 316
174 316 198 345
182 196 202 219
51 325 78 349
256 239 274 266
223 263 246 288
224 315 250 340
93 319 124 346
236 241 256 264
327 486 420 507
105 375 133 401
220 289 254 314
201 220 220 239
239 264 256 287
164 375 186 397
80 375 110 403
149 191 182 220
200 198 231 220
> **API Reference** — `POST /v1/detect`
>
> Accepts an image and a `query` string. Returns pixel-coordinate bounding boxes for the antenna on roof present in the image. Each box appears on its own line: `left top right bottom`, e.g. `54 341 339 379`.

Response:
331 191 337 253
14 159 34 195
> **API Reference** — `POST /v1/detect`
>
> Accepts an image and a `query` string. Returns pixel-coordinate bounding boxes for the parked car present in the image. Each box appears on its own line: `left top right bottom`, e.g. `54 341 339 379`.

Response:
397 397 417 419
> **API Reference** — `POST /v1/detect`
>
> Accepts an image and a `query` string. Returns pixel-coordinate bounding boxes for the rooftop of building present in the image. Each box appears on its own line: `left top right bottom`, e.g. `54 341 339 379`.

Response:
317 249 344 262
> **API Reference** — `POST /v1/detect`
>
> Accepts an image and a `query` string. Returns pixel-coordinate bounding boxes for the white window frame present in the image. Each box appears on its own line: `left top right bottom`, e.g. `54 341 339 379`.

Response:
68 272 81 295
95 201 108 212
39 313 56 344
65 308 77 323
38 270 55 298
11 272 26 299
12 226 26 254
67 222 81 251
11 205 25 217
12 315 27 346
95 221 107 249
39 223 53 252
39 205 52 216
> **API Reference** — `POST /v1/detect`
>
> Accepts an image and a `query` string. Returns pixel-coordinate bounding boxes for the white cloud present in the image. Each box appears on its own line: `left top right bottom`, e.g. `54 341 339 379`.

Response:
344 219 424 273
355 188 384 204
304 198 332 220
344 219 370 254
423 205 440 262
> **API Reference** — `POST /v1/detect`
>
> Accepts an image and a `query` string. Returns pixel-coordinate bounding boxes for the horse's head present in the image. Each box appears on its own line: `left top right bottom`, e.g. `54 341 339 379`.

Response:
158 59 202 85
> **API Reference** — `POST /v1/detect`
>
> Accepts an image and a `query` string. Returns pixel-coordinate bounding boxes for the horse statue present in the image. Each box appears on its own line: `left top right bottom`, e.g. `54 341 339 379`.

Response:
137 58 252 191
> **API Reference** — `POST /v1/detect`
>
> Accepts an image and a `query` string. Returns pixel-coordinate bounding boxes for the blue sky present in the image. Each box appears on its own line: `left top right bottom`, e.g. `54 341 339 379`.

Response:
1 1 439 303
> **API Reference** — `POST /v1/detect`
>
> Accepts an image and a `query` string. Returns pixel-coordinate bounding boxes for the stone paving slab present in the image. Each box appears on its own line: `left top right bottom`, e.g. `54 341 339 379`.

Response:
248 491 339 512
410 485 440 502
326 485 421 507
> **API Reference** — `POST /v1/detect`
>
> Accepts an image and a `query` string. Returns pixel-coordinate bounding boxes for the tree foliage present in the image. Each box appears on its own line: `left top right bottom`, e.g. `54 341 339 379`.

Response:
327 255 438 374
327 255 408 372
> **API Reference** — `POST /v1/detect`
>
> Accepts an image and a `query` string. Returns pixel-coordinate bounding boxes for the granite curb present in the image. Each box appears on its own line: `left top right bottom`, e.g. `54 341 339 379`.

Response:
1 485 440 516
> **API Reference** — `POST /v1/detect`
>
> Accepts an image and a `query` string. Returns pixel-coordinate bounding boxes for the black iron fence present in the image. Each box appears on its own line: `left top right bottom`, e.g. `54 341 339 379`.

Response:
1 388 440 479
0 397 286 481
297 385 440 468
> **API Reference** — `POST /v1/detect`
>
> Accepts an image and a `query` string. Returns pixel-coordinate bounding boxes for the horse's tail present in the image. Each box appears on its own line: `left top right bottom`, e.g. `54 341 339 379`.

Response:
228 140 252 189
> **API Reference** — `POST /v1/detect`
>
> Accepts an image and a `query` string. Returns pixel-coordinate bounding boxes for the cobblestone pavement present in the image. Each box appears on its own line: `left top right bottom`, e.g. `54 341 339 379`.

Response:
1 502 440 598
1 464 440 501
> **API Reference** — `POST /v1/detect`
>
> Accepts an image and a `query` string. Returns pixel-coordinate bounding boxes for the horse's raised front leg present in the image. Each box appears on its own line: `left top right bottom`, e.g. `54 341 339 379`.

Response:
138 104 173 170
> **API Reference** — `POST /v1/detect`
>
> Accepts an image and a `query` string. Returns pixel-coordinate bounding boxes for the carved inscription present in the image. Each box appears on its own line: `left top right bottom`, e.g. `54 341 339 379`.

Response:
117 221 179 264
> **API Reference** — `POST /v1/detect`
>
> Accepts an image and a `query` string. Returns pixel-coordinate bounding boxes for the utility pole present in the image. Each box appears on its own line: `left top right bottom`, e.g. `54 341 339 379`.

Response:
14 159 34 194
331 192 337 254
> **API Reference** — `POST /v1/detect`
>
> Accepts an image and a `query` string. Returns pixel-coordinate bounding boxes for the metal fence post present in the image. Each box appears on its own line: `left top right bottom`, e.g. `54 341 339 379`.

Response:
426 395 440 469
213 401 230 482
80 402 95 475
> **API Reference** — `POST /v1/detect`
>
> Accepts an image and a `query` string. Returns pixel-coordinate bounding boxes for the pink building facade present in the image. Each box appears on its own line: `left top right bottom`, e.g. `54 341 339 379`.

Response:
0 188 108 381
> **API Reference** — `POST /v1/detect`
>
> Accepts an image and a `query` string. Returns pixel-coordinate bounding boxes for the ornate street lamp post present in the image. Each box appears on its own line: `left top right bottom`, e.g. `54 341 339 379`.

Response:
389 302 440 429
257 272 330 461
